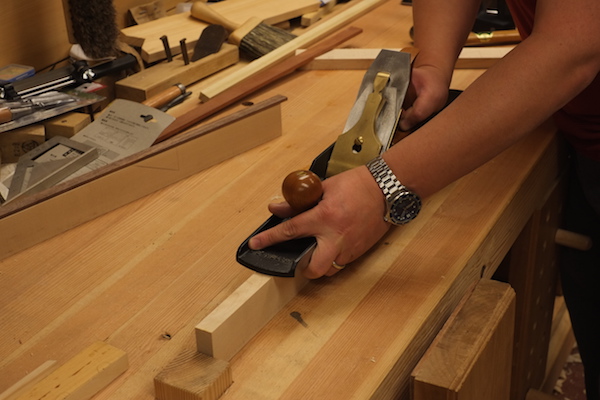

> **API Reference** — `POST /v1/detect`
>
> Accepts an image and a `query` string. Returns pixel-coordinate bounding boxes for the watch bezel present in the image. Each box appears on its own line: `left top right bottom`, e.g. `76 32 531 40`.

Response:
385 190 422 225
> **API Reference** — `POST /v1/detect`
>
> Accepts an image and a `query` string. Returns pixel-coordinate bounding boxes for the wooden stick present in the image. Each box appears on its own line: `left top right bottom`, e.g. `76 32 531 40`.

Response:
555 228 593 251
198 0 388 101
195 272 308 361
154 26 362 144
299 46 514 70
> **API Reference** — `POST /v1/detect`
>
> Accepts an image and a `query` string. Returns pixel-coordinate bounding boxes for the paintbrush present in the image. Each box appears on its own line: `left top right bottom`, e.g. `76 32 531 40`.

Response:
190 2 296 59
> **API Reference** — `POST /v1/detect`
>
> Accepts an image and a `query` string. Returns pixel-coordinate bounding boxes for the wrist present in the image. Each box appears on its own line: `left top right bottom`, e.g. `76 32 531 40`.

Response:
366 156 422 225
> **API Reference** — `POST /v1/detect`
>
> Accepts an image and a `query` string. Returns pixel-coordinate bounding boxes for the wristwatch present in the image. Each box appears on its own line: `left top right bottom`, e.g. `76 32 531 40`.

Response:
366 156 421 225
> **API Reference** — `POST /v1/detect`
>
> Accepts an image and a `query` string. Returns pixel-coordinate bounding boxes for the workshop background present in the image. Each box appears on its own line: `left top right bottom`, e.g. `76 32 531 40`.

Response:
0 0 589 399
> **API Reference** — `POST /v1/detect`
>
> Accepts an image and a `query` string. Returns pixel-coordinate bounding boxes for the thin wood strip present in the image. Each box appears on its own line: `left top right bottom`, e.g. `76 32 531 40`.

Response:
155 26 362 143
198 0 387 101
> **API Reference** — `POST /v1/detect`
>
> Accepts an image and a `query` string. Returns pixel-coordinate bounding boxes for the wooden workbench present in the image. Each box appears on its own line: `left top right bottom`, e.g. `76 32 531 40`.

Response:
0 1 566 399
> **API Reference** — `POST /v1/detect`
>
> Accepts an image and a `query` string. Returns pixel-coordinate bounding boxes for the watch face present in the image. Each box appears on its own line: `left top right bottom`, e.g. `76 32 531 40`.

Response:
388 192 421 225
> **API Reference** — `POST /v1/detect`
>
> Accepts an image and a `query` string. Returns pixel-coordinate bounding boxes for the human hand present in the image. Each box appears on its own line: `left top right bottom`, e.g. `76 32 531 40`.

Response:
248 166 391 279
399 64 450 131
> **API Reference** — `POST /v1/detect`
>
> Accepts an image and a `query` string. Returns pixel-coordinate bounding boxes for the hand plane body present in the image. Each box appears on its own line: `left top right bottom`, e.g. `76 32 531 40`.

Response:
236 50 414 277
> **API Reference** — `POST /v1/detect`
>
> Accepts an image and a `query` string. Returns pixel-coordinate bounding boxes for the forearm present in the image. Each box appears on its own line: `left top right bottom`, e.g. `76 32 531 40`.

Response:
386 32 600 199
412 0 481 84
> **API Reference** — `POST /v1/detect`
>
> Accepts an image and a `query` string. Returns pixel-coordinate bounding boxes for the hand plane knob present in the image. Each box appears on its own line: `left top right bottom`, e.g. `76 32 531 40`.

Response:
282 170 323 212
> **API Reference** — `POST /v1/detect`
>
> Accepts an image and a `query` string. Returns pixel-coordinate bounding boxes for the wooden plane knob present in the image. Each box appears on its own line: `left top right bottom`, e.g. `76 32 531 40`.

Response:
282 170 323 212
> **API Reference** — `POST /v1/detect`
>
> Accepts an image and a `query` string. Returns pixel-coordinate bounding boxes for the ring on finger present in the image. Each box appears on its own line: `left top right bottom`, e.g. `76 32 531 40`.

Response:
332 261 346 270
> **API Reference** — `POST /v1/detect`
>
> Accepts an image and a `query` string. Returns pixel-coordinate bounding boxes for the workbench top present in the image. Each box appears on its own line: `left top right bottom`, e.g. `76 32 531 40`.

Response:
0 1 563 399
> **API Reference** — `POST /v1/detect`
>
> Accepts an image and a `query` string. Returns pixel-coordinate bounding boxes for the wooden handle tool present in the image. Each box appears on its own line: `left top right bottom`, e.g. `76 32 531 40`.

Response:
142 84 186 109
0 107 13 124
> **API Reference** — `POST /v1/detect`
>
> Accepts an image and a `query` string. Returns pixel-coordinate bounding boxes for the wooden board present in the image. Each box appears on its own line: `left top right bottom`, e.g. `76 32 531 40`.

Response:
115 43 239 102
44 112 92 139
412 279 515 400
12 342 127 400
0 96 284 261
120 0 320 62
299 46 514 70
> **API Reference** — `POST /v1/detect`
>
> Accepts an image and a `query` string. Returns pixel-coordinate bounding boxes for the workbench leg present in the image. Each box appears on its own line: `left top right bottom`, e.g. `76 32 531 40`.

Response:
411 280 516 400
496 179 565 400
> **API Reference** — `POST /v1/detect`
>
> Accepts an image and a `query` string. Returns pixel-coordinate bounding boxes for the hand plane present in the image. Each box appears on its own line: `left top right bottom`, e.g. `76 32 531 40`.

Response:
236 49 414 277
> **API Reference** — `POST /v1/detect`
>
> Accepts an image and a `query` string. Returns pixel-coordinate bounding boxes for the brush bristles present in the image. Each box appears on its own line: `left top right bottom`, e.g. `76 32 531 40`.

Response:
240 23 297 59
67 0 119 59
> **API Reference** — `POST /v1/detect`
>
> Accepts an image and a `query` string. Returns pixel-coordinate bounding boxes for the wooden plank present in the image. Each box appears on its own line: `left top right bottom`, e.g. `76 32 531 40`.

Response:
412 279 515 400
115 44 239 103
299 46 514 70
196 272 308 361
13 342 127 400
120 0 320 62
154 350 231 400
0 96 285 262
44 112 92 140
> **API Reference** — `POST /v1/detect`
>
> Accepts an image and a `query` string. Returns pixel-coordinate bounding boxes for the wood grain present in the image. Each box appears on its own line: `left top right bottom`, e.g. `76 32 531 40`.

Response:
0 2 566 399
0 96 284 261
412 279 515 400
13 342 127 400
